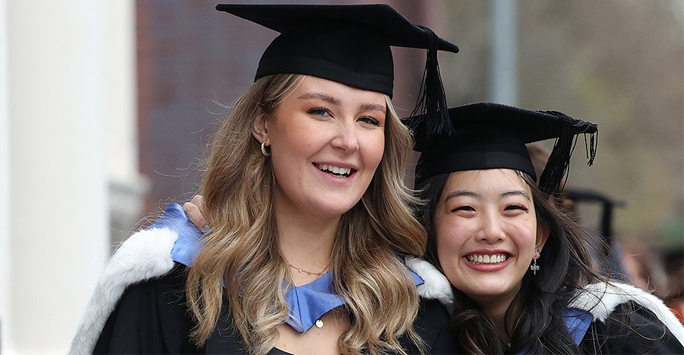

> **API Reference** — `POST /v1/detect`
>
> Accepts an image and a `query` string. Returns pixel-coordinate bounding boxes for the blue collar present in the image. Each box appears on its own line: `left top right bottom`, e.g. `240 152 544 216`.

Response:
562 307 593 345
285 272 343 332
516 306 593 354
149 203 424 333
147 203 204 266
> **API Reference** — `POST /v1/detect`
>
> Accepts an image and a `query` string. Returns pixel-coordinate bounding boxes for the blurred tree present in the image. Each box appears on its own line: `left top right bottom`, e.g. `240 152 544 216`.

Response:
441 0 683 242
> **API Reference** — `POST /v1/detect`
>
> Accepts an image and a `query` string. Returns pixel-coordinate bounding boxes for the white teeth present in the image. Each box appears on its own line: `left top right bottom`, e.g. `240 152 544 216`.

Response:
318 164 352 176
467 254 507 264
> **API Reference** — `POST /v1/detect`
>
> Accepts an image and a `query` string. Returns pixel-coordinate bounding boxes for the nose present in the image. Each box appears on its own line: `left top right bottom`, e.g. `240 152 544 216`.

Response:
476 210 506 244
331 120 360 152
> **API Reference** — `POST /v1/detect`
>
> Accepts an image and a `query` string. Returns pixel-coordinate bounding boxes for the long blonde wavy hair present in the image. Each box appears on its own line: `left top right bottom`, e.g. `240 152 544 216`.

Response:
186 74 427 355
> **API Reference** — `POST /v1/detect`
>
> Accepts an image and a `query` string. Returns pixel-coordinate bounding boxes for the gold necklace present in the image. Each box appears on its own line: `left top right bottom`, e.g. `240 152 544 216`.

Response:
288 262 330 329
288 262 329 277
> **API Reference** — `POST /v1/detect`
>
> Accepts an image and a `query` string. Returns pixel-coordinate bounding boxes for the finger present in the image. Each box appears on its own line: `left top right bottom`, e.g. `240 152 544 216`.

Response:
189 195 205 216
183 201 207 231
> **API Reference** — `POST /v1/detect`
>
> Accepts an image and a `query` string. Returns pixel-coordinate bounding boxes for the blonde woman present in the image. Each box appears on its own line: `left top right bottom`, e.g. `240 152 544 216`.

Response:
69 4 458 355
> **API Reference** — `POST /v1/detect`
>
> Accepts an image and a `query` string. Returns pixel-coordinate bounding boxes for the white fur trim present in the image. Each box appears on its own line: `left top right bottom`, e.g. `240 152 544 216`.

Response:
406 259 684 346
570 281 684 346
406 257 455 313
68 227 179 355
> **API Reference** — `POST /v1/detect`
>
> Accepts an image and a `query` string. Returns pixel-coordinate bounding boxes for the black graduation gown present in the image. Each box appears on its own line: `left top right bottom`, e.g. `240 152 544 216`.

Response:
405 257 684 355
93 263 457 354
577 301 684 354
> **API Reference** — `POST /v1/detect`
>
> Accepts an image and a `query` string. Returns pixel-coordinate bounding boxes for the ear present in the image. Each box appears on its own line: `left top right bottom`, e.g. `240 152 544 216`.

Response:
251 107 269 144
536 224 550 253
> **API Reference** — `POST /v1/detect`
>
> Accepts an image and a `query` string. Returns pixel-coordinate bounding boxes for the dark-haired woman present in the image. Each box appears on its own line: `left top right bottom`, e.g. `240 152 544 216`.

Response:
408 102 684 354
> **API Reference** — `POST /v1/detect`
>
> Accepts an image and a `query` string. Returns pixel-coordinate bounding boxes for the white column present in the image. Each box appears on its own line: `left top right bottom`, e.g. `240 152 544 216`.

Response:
5 0 133 352
0 0 10 352
105 0 148 249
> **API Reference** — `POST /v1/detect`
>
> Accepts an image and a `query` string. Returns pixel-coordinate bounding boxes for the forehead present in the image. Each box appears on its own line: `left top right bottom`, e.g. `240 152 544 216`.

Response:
443 169 531 193
292 75 387 104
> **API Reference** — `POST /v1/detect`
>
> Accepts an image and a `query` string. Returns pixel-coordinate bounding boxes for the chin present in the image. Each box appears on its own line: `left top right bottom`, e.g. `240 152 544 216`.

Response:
313 202 359 218
459 283 508 297
319 195 364 213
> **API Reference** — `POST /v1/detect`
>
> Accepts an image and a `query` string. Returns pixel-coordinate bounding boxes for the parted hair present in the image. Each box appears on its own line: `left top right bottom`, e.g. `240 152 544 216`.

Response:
417 170 607 354
186 74 428 355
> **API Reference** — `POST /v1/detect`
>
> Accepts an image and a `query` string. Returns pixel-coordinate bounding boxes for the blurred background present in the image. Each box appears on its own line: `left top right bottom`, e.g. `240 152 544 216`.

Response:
0 0 681 353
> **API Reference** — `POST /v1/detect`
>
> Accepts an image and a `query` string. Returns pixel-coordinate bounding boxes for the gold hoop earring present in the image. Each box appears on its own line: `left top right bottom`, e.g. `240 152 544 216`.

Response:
260 141 271 157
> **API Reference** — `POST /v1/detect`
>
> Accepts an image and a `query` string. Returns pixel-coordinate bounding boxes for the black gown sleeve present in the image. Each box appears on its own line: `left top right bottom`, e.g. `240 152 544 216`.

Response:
401 298 458 355
578 301 684 354
93 263 202 354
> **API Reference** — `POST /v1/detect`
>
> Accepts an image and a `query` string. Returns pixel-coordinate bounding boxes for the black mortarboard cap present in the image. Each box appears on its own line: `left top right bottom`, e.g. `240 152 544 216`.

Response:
216 4 459 124
411 102 598 196
564 188 625 239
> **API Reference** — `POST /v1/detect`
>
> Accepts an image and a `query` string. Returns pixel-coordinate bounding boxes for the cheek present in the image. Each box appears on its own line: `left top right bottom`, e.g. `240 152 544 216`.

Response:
509 219 539 250
434 219 466 264
271 127 318 163
361 132 385 168
435 231 465 288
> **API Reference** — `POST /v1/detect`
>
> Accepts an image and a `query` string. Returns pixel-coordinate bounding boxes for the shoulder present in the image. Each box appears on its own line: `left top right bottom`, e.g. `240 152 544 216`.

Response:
405 256 454 313
579 300 684 353
571 281 684 352
397 297 456 355
403 258 458 353
416 297 451 324
69 225 182 355
113 261 189 302
92 263 199 354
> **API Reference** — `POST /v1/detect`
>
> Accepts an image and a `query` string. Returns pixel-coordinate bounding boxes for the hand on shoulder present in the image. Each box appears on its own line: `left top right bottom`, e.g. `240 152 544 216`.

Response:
183 195 209 233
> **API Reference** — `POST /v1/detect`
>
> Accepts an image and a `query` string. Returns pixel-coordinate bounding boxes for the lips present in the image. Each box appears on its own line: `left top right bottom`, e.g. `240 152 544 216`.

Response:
315 163 354 177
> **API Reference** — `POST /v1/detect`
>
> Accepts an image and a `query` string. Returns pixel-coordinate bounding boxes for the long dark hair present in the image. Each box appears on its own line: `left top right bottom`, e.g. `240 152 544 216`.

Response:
417 171 608 354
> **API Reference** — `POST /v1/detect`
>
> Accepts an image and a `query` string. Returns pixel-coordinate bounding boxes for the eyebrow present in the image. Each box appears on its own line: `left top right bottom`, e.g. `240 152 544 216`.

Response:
297 92 386 114
444 190 479 202
360 102 387 114
501 190 531 200
443 189 531 202
297 92 341 106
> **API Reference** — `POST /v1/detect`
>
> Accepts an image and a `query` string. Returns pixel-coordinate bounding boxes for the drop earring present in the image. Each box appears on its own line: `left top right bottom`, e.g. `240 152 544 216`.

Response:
530 249 540 275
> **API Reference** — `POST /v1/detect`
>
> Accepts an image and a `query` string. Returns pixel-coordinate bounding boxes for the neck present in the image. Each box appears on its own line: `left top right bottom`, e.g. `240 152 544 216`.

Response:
473 296 514 343
489 312 510 343
275 206 339 281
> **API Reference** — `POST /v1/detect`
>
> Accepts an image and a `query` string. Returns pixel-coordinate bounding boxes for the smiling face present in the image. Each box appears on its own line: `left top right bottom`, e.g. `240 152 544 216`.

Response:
253 75 386 222
434 169 548 316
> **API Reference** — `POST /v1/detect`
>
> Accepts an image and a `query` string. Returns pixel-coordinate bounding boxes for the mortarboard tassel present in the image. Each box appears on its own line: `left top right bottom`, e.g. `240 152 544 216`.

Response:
585 128 598 166
405 26 453 136
538 111 598 196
